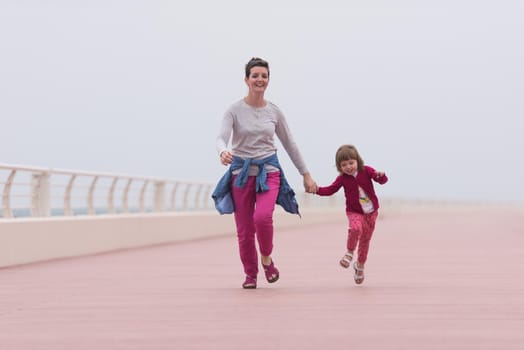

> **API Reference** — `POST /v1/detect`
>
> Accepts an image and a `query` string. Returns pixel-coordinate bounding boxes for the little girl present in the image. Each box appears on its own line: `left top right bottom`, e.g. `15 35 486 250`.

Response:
315 144 388 284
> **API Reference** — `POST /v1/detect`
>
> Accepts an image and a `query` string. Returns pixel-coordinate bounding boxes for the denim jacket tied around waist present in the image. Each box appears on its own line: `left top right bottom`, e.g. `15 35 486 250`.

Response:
211 153 300 217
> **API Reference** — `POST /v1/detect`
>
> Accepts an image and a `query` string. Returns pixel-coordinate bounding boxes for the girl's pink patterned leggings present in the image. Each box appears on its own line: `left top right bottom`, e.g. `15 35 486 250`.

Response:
346 210 379 264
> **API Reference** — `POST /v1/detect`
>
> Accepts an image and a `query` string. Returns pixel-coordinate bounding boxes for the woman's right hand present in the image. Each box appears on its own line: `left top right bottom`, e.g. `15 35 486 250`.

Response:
220 150 233 166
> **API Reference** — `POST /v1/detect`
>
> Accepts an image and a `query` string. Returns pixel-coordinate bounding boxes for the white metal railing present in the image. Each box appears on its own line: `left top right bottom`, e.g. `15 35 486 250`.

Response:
0 163 215 219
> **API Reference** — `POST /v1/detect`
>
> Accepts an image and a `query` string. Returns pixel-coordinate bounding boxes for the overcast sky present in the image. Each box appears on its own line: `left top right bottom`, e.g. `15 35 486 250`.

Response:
1 1 523 202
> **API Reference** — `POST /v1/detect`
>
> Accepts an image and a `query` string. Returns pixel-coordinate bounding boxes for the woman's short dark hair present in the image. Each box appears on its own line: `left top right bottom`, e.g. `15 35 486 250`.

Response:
245 57 270 78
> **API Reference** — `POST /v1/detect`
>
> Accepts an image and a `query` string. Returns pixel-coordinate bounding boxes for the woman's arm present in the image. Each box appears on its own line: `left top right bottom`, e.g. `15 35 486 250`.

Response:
274 106 309 175
216 111 234 165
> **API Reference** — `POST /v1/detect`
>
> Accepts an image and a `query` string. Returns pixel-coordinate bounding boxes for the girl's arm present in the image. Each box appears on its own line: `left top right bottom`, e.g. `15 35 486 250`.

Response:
366 166 388 185
316 176 343 196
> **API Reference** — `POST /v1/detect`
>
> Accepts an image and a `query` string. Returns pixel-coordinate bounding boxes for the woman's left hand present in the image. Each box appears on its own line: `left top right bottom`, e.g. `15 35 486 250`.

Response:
303 173 318 193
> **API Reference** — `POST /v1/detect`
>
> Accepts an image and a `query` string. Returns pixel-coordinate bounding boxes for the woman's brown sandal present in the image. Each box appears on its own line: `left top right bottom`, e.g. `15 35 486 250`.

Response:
242 276 257 289
262 260 279 283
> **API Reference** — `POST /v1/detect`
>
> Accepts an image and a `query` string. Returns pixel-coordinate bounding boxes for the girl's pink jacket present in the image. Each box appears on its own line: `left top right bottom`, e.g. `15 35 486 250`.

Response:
316 165 388 214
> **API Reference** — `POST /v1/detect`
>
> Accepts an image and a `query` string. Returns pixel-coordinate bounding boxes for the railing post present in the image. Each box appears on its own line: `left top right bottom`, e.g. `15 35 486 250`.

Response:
194 184 203 210
153 181 166 212
2 170 16 218
170 182 179 212
122 179 133 213
87 176 98 215
202 185 211 210
139 181 149 212
31 171 50 217
182 183 190 211
64 174 76 216
108 177 119 214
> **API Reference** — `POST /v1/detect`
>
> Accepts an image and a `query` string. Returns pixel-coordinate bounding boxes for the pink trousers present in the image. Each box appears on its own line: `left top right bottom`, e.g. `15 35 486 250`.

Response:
346 210 379 264
231 172 280 279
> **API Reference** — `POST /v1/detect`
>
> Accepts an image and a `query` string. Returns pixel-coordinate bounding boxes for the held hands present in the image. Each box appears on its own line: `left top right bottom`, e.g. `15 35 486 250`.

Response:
220 150 233 166
303 173 318 194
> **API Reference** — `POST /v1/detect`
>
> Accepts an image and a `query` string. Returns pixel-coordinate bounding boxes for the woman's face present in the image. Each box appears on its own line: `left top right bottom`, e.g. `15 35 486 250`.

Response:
245 66 269 93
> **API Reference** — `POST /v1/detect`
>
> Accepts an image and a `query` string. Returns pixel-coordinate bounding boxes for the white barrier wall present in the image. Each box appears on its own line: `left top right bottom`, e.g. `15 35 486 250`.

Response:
0 208 346 268
3 200 512 269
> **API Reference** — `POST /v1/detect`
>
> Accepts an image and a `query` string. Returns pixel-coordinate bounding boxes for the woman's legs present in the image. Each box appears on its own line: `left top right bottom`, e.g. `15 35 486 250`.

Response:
254 172 280 260
255 172 280 283
232 176 257 279
231 172 280 281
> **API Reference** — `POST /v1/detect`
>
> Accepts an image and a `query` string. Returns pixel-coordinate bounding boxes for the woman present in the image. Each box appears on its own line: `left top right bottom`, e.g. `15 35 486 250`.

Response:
214 57 317 289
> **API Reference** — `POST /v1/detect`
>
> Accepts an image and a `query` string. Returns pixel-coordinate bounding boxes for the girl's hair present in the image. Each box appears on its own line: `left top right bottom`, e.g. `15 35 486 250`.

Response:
245 57 270 78
335 144 364 173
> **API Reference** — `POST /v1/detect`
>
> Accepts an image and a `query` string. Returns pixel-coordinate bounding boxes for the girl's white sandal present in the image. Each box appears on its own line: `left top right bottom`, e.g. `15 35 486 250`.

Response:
353 261 365 284
339 252 353 268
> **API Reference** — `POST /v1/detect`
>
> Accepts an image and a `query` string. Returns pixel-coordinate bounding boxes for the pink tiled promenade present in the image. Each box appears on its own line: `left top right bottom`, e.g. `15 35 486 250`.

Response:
1 207 523 349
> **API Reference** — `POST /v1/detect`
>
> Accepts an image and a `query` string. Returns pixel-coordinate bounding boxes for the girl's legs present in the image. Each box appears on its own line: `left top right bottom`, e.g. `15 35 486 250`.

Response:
356 211 378 265
346 211 378 283
346 211 379 265
341 212 363 268
346 211 364 254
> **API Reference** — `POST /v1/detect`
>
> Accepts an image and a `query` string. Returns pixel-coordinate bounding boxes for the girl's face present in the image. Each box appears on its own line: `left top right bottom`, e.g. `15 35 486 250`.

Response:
339 158 358 176
245 66 269 93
